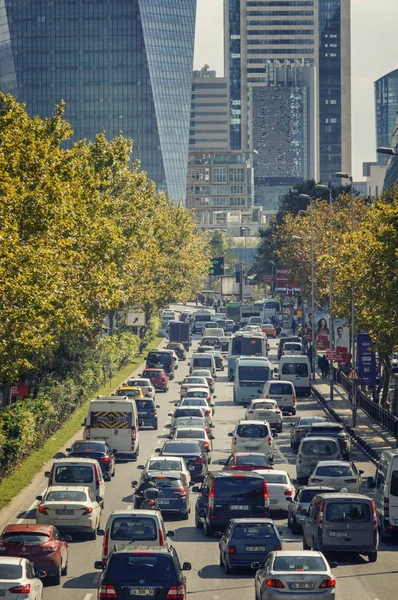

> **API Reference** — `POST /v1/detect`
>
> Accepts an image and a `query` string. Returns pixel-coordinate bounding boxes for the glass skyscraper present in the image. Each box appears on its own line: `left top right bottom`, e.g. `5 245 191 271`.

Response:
375 69 398 166
0 0 197 202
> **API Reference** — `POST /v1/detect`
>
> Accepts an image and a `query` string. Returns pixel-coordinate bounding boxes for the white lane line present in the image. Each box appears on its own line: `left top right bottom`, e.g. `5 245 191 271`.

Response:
127 504 132 509
84 594 93 600
17 488 46 524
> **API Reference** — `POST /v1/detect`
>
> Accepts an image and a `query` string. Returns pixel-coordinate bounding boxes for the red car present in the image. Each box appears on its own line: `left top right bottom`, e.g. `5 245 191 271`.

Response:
0 524 70 583
221 452 274 471
141 368 169 392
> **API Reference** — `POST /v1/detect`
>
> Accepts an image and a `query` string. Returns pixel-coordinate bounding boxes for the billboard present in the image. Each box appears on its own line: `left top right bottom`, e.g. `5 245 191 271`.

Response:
334 319 350 363
357 333 377 385
315 311 330 351
221 275 240 296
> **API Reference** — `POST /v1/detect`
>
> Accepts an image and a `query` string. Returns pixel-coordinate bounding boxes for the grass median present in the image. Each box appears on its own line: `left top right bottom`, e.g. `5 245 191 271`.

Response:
0 335 164 511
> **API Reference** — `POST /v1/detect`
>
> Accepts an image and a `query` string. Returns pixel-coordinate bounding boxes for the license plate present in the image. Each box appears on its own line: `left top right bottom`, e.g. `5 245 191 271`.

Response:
270 499 278 504
328 530 348 537
230 505 249 510
130 590 155 597
156 499 169 505
56 509 74 515
290 582 314 590
246 445 260 449
246 546 265 552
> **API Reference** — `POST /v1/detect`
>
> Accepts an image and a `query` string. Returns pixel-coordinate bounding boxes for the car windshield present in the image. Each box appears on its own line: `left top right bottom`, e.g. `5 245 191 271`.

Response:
309 426 343 435
143 371 162 378
54 466 93 483
269 383 293 395
176 430 205 439
72 442 106 453
182 399 206 407
236 424 268 438
315 465 352 477
273 556 327 572
301 441 337 456
2 532 50 544
186 391 208 398
108 554 176 582
0 565 23 579
235 455 269 466
238 366 270 382
260 473 288 484
232 523 276 539
110 517 157 542
300 489 336 502
135 400 154 409
163 442 201 454
46 490 87 502
127 380 148 387
326 502 370 523
183 378 206 385
117 389 141 397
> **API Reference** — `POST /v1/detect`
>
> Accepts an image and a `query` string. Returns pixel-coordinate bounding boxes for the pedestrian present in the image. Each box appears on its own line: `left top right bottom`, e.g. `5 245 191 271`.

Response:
318 355 329 379
292 317 297 335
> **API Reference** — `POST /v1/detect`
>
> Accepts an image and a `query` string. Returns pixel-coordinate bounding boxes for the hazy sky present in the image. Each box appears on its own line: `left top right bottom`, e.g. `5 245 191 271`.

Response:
194 0 398 181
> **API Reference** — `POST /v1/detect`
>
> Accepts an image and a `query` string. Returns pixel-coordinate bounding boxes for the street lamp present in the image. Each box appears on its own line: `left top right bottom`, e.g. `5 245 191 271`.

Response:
291 235 306 346
269 260 276 296
315 183 334 401
335 171 357 426
376 146 398 156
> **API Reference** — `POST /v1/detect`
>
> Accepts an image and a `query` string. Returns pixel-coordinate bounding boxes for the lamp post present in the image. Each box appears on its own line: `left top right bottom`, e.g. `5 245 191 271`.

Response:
292 235 306 348
269 260 276 296
376 146 398 157
335 171 356 425
315 183 334 401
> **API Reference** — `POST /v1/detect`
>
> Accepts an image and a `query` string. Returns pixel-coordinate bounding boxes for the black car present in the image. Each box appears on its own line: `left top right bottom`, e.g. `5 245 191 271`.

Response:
135 398 160 430
290 416 327 450
134 471 190 520
306 422 351 460
277 336 302 360
166 343 186 361
193 471 270 537
95 546 191 599
155 440 209 482
146 351 175 379
66 440 116 481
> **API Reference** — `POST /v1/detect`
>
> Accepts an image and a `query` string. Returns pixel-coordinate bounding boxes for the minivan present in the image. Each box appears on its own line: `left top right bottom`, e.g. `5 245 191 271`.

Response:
302 492 378 562
296 437 342 482
193 471 270 536
278 355 311 396
189 353 217 378
229 420 274 461
368 449 398 541
45 457 105 506
262 380 297 415
277 336 302 360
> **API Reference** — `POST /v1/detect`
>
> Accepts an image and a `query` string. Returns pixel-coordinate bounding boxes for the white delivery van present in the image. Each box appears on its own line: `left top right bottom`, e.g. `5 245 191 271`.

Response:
262 380 297 415
233 357 272 405
189 353 217 378
278 355 311 396
83 396 140 460
369 449 398 541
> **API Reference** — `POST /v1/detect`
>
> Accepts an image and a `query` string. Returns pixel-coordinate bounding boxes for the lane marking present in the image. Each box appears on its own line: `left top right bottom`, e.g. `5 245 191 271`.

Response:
127 504 132 510
84 594 93 600
17 488 46 524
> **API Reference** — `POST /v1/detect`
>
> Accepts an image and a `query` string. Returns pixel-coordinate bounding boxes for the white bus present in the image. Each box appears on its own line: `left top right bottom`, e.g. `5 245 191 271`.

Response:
233 357 272 405
255 299 282 322
227 331 268 380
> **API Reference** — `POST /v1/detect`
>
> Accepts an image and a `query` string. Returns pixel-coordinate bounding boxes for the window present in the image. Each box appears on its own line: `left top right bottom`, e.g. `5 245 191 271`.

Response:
326 502 370 523
212 167 227 183
229 197 246 206
390 470 398 496
229 167 245 183
230 185 244 194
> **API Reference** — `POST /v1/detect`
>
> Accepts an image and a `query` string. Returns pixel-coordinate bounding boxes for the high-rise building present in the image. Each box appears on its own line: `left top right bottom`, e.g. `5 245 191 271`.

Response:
224 0 352 186
375 69 398 166
190 68 229 151
0 0 197 202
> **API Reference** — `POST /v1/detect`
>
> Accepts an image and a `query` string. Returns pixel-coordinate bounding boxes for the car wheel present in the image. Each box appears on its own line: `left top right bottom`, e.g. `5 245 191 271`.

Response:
368 551 378 563
154 422 158 431
224 561 233 575
287 512 292 528
204 522 213 537
292 518 301 535
195 514 203 529
89 528 97 541
111 465 116 477
181 510 189 521
302 537 310 550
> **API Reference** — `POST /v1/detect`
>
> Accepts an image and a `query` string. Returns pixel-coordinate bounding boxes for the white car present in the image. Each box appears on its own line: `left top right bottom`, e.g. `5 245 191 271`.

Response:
262 380 297 415
0 557 43 599
282 341 303 355
308 460 363 493
35 486 102 539
161 309 175 318
245 399 283 432
254 469 295 512
138 454 191 486
229 420 274 461
172 427 213 451
126 377 155 399
179 377 209 400
179 393 215 418
190 369 216 394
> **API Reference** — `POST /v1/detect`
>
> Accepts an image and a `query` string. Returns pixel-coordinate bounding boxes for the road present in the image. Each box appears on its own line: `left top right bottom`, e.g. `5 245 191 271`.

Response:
7 317 398 600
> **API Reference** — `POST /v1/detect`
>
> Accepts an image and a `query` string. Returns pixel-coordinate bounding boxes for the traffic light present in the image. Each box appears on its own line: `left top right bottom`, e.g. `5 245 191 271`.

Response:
208 257 224 276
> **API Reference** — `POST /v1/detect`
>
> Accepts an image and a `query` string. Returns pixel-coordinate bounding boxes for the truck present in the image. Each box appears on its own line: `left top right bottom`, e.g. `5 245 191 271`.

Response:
239 304 263 326
168 320 191 351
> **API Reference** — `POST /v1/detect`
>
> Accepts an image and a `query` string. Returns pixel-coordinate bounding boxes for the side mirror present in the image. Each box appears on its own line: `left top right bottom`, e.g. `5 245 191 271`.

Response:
251 562 261 570
187 363 191 366
215 531 224 538
96 496 103 503
205 448 211 453
174 403 179 407
210 403 215 408
62 535 72 542
213 395 217 399
94 561 104 570
182 562 192 571
228 432 233 437
156 405 160 408
137 465 144 470
209 435 215 440
138 373 142 377
192 486 200 492
154 448 161 453
44 471 50 478
36 496 43 501
167 530 175 537
329 561 338 569
131 480 138 486
273 367 278 373
168 413 173 417
65 448 71 452
177 382 182 385
359 469 364 475
211 424 215 428
97 529 105 536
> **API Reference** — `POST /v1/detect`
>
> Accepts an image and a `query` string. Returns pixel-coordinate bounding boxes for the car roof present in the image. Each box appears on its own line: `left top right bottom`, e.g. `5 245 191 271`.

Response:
184 388 209 392
72 439 106 445
257 469 288 476
148 455 183 462
237 419 269 425
298 485 336 491
316 492 371 500
268 380 294 386
0 557 26 565
298 415 327 422
3 524 54 534
232 452 267 457
143 368 163 373
273 550 324 558
211 470 264 479
111 545 172 555
229 518 275 525
309 422 343 428
109 509 163 517
52 457 100 465
251 398 277 404
46 485 92 493
175 427 206 432
301 436 339 442
165 439 201 445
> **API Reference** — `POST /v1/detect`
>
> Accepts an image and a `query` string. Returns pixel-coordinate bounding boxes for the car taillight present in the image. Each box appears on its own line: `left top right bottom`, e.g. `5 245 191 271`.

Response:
384 496 389 517
167 584 185 599
209 378 214 383
83 507 93 515
9 584 31 594
318 500 325 525
205 409 211 415
101 456 110 463
228 546 237 554
319 578 336 589
273 544 282 550
275 409 281 414
264 395 270 399
344 478 357 483
195 456 204 465
209 480 215 511
103 529 110 560
266 579 285 589
162 378 166 383
175 489 188 498
284 489 293 496
38 505 48 514
43 545 56 553
99 585 117 599
159 529 164 545
292 397 297 404
268 436 273 446
248 409 254 413
207 395 212 402
371 500 377 528
263 480 270 508
131 425 137 441
148 387 153 392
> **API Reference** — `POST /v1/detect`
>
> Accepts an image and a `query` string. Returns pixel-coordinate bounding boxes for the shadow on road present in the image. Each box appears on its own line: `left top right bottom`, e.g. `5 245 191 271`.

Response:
62 572 99 589
197 564 253 579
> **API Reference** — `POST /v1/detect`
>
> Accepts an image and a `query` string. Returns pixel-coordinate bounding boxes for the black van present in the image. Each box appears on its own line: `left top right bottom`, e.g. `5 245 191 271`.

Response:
146 351 174 378
193 471 270 537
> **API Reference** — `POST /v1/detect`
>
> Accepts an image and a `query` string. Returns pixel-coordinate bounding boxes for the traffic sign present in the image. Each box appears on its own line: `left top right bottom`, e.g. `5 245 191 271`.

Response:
274 295 280 301
347 368 359 381
261 276 275 283
325 350 336 360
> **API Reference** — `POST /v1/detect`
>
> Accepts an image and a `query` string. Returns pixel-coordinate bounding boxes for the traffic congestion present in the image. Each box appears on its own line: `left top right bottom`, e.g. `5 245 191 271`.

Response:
0 303 397 600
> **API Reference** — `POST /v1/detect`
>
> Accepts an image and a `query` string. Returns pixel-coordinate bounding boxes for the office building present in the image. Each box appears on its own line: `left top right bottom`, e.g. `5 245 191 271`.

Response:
382 112 398 191
375 69 398 165
362 162 387 198
0 0 197 202
190 68 229 151
224 0 352 185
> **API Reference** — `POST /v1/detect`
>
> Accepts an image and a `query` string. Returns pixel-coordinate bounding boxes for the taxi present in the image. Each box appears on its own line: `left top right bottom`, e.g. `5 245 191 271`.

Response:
115 385 145 400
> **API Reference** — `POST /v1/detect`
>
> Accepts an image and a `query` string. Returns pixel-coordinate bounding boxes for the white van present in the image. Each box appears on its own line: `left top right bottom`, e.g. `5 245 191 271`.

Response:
233 357 272 405
83 396 140 460
369 449 398 541
45 457 105 506
189 353 217 378
262 380 297 415
201 328 224 339
278 355 311 396
228 420 274 461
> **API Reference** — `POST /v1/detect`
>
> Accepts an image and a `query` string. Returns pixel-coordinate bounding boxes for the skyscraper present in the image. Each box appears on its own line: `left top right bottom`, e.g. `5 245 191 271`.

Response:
190 68 229 151
0 0 197 202
375 69 398 166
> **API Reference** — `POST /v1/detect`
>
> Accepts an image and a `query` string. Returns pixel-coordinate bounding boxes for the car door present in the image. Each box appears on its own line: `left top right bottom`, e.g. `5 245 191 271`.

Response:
197 475 210 521
52 528 66 569
26 560 42 599
88 488 101 524
303 498 319 548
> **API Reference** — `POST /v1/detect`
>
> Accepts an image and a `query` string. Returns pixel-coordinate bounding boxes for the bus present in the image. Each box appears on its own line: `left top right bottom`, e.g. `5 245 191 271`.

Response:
227 331 268 380
226 301 241 324
240 304 262 326
233 357 272 405
255 298 282 322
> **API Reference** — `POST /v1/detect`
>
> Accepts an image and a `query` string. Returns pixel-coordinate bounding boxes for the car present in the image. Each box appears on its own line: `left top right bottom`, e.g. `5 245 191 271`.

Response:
155 440 209 482
172 426 213 454
179 394 215 421
203 321 218 330
287 486 337 534
224 319 235 332
165 342 186 360
138 454 191 487
229 420 274 461
180 387 215 410
218 518 282 574
146 351 175 379
245 399 283 433
126 377 155 399
168 406 207 429
114 384 145 400
35 486 102 539
66 440 116 481
282 341 303 355
161 309 175 318
141 368 169 392
262 380 297 416
196 345 215 354
253 550 337 600
215 319 227 330
94 546 191 600
169 415 213 438
261 323 276 338
190 369 216 394
290 416 327 450
135 397 160 430
277 336 302 360
209 349 224 371
254 470 294 513
0 525 70 584
180 310 192 322
135 471 191 519
0 557 44 599
306 422 351 460
221 452 273 472
296 437 342 483
179 379 209 401
308 460 363 493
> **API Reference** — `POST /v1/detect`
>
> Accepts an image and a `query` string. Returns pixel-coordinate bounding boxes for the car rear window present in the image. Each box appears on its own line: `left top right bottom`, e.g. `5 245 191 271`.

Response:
232 523 276 539
117 388 141 397
315 465 352 477
236 424 268 438
183 378 206 385
174 418 206 428
193 357 212 367
215 477 264 499
135 400 154 409
0 565 23 579
153 477 184 489
163 442 201 454
174 408 203 418
300 489 336 503
269 383 293 395
301 440 338 456
298 417 326 427
182 399 206 407
72 442 106 453
260 473 288 484
175 430 205 439
142 371 162 378
54 465 93 483
2 533 50 544
186 391 208 398
235 455 270 466
281 362 309 377
148 460 182 471
127 380 149 387
108 554 177 582
110 517 157 541
46 490 87 502
326 501 370 523
273 556 326 572
147 352 172 363
252 402 275 410
390 471 398 497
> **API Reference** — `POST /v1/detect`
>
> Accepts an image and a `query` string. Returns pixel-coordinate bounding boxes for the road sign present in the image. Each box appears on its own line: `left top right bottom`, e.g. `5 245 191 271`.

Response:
347 368 359 381
261 276 275 283
274 295 280 301
325 350 336 360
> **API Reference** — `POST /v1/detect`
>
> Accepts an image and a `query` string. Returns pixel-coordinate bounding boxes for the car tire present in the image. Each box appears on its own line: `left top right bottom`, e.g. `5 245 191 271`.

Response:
302 537 310 550
195 514 203 528
204 522 213 537
154 422 158 431
368 551 378 563
292 409 297 415
287 513 292 528
89 528 97 541
181 510 189 521
292 519 301 535
61 560 68 576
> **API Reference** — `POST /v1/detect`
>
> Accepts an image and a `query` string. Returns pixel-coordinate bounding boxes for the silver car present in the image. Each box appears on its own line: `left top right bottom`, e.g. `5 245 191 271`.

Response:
287 486 336 534
254 550 337 600
127 377 155 399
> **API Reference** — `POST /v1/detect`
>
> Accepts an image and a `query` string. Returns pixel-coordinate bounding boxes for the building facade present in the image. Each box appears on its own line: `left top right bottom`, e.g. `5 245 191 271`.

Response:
375 69 398 166
0 0 197 202
190 68 229 151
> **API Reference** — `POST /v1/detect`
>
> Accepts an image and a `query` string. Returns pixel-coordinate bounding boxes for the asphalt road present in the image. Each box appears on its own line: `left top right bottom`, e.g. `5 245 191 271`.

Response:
7 317 398 600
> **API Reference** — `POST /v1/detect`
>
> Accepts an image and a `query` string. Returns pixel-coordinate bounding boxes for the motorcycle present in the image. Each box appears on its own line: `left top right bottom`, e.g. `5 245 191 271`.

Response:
131 480 160 510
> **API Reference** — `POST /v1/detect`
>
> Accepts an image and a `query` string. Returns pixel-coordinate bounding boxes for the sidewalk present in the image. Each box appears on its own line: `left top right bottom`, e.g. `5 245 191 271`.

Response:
312 377 397 462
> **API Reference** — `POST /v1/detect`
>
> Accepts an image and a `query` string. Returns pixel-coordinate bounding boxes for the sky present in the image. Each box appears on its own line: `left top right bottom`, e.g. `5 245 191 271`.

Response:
194 0 398 181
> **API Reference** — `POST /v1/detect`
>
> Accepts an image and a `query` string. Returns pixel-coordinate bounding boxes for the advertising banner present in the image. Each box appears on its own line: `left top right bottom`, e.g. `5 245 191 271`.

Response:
304 307 313 342
334 319 350 363
357 333 377 385
315 311 330 351
275 268 289 290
